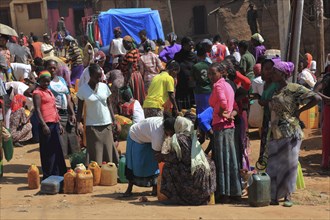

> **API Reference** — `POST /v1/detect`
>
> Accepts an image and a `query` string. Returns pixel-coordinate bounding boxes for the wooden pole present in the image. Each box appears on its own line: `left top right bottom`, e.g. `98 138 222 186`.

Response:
315 0 325 75
287 0 304 83
277 0 291 60
167 0 175 33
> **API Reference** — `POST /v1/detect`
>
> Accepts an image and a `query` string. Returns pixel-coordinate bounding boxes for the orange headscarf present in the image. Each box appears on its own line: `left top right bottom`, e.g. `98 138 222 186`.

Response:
305 53 313 69
11 94 26 113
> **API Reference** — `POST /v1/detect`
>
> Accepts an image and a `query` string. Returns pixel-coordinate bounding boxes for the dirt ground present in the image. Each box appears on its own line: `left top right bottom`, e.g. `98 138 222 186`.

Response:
1 128 329 220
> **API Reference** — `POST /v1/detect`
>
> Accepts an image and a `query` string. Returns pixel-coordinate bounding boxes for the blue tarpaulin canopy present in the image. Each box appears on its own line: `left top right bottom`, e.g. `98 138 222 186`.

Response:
98 8 165 46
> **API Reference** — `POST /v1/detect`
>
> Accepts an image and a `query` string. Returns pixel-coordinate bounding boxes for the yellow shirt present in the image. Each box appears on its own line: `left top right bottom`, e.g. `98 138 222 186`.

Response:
143 71 175 109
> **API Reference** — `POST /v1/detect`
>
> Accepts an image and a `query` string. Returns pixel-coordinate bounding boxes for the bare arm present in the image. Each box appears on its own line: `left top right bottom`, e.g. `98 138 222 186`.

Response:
168 91 178 116
107 96 116 123
76 98 84 135
23 84 37 98
33 94 50 135
66 93 76 123
297 94 322 117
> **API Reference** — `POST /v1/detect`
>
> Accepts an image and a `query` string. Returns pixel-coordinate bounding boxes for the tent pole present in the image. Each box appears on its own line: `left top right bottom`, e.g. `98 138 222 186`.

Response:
167 0 175 33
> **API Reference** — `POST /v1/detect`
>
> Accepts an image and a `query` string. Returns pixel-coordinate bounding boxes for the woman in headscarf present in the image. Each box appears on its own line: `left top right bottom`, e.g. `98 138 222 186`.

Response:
267 61 321 206
121 35 145 105
174 37 198 110
9 94 33 147
160 116 216 205
159 33 181 63
33 70 67 179
208 62 242 203
250 33 266 64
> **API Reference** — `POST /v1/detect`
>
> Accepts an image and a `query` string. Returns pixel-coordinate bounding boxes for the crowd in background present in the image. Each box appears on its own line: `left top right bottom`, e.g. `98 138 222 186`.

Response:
0 25 329 207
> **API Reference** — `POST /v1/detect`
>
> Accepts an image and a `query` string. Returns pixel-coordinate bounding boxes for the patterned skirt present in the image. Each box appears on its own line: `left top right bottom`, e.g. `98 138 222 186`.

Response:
128 71 146 106
267 137 302 200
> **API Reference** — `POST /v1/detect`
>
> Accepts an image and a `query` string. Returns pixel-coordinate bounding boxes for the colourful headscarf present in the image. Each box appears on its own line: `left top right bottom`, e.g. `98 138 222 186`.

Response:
38 70 51 79
305 53 313 69
123 35 136 49
251 33 264 44
123 35 133 43
11 94 26 113
273 61 295 77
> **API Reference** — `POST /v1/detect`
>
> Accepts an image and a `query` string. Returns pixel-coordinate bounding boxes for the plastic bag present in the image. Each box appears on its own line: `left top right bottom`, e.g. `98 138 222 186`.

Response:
248 102 264 128
69 148 86 169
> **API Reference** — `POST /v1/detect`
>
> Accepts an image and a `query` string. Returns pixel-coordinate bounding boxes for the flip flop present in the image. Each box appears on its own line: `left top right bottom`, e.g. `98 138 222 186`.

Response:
283 201 293 207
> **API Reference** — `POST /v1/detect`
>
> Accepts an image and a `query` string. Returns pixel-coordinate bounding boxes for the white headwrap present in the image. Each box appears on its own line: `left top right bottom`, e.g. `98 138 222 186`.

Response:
161 116 210 175
251 33 264 44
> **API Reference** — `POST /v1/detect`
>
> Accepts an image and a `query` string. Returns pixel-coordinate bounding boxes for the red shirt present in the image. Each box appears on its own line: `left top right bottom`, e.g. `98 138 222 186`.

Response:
33 88 60 123
234 71 251 91
32 42 43 58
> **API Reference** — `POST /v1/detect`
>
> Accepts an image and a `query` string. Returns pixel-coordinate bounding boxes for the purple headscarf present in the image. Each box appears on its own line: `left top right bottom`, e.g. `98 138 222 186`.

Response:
273 61 295 77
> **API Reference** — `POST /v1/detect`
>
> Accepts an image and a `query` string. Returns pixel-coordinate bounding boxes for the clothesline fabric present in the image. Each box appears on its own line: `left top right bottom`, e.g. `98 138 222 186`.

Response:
82 16 103 47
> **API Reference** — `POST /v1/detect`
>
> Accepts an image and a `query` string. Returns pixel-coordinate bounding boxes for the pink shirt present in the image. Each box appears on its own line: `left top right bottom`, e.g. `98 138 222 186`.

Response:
209 78 235 130
33 88 60 123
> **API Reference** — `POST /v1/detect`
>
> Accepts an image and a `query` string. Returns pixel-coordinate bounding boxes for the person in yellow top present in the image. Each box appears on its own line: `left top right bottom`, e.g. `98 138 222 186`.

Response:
143 61 180 118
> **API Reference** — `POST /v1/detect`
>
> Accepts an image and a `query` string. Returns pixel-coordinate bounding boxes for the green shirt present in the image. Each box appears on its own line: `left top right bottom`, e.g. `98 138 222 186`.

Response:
191 61 211 94
240 51 256 79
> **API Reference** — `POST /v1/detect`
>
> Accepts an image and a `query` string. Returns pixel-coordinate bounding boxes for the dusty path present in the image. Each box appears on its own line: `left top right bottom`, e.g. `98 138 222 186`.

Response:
1 129 329 220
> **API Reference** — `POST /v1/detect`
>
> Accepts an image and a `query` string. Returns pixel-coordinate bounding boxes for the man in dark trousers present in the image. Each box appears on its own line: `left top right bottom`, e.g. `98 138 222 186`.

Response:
247 4 258 35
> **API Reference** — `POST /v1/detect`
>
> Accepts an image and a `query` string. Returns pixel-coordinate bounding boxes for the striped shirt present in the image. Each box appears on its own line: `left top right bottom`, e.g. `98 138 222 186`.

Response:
121 49 139 76
68 43 82 66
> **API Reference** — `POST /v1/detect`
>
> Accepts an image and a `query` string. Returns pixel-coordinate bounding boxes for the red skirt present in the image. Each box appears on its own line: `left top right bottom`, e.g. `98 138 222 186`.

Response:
322 104 330 168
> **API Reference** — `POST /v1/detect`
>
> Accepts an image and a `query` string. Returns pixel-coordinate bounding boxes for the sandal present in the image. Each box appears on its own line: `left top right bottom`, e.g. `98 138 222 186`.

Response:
283 200 293 207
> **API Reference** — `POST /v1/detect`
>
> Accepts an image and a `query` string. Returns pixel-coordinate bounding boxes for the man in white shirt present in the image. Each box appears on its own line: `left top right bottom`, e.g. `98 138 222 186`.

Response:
10 63 31 81
298 59 316 89
41 34 54 57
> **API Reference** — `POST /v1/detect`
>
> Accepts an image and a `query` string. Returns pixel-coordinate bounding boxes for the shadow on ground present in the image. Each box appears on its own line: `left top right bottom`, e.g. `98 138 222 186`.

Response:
2 164 41 174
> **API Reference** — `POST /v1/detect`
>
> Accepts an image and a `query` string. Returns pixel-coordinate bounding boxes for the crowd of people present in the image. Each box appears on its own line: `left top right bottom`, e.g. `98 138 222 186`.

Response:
0 26 329 207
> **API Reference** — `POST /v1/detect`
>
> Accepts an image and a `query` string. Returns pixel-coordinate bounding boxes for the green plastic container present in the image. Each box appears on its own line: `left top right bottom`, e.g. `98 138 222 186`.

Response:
248 172 271 207
118 155 128 183
3 132 13 162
